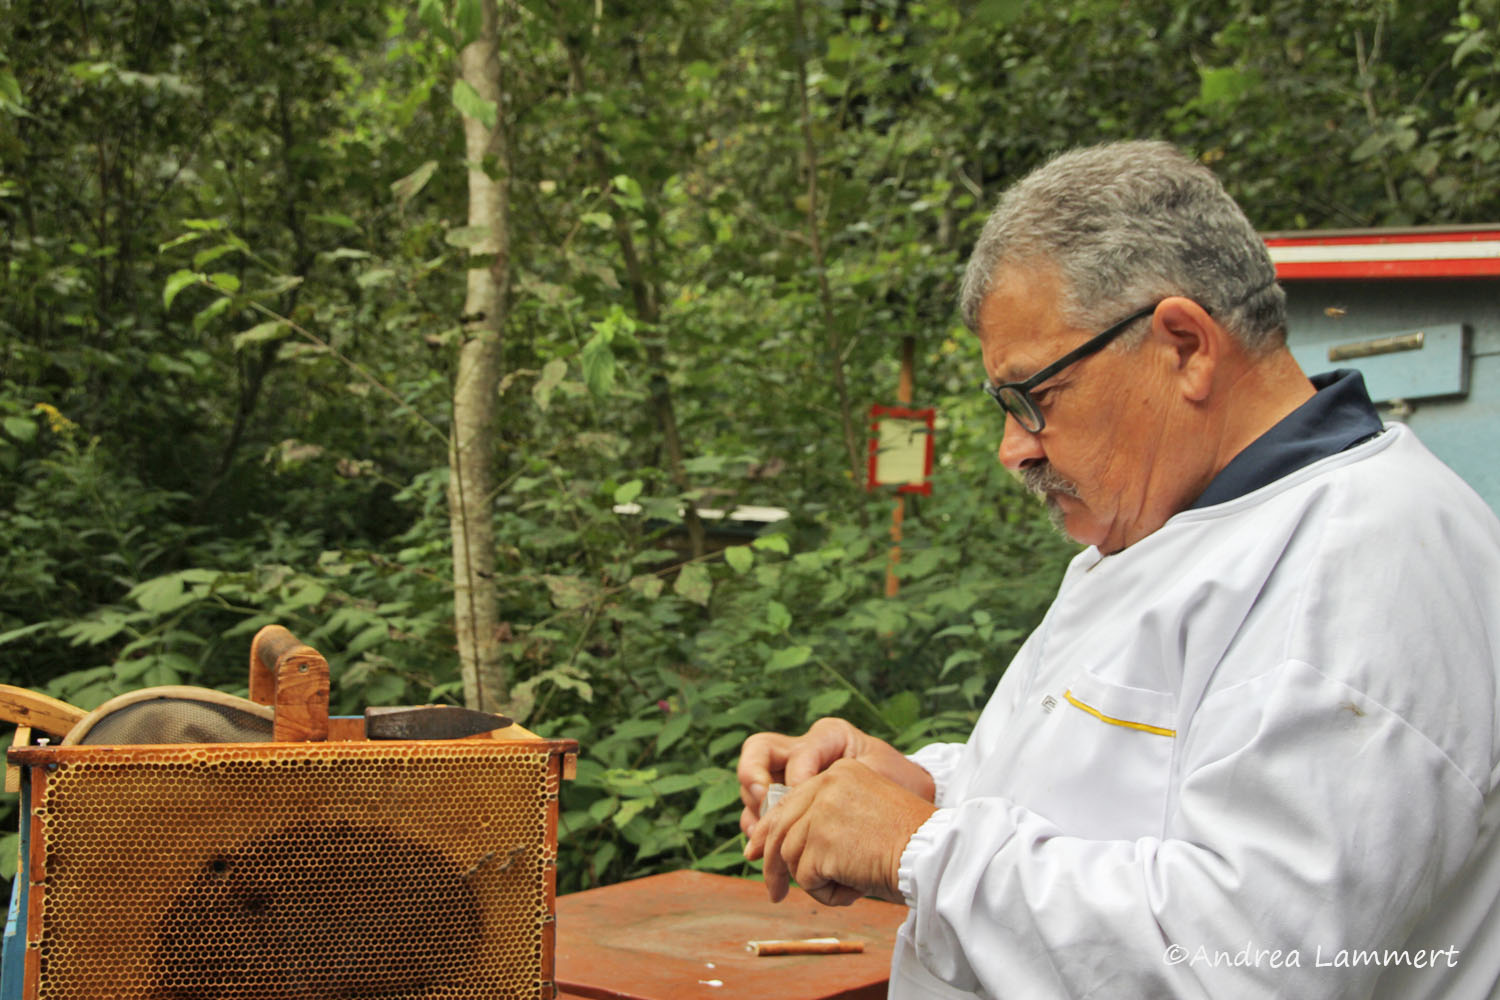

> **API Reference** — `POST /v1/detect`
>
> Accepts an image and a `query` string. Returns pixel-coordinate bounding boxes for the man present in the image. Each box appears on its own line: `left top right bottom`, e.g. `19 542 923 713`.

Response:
738 140 1500 998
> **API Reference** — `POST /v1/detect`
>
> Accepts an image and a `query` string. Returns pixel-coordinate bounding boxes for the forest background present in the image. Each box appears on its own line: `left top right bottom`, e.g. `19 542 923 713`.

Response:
4 0 1500 895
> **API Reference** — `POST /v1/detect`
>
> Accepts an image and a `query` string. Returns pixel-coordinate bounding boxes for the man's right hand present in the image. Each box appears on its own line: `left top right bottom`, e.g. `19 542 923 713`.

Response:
736 717 936 837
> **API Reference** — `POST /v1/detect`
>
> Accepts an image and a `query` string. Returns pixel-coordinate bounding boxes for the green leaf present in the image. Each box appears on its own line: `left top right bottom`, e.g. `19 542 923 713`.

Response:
60 610 144 646
233 320 291 352
0 831 19 880
356 268 395 289
765 601 792 633
452 79 497 130
443 225 492 249
417 0 455 47
158 231 204 253
723 545 754 574
455 0 483 47
0 70 23 108
163 270 201 310
278 582 327 611
0 621 51 646
580 330 617 397
1197 66 1257 105
766 645 812 673
192 244 241 269
1351 132 1388 162
533 358 567 411
674 563 712 605
391 160 438 208
3 415 37 443
1452 28 1488 68
807 688 852 719
693 848 747 872
129 569 220 614
879 691 921 733
614 479 644 505
612 797 651 829
192 296 233 332
208 272 241 294
310 212 358 229
650 772 701 796
708 730 747 759
940 649 982 678
629 575 664 600
656 711 692 753
544 574 597 610
752 534 790 554
692 774 742 815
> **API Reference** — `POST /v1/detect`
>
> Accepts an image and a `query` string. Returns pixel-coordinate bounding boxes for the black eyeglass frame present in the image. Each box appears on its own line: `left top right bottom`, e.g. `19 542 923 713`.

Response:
981 302 1159 434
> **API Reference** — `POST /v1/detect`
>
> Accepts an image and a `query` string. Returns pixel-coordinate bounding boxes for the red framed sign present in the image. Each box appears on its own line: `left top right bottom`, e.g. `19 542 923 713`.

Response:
1263 227 1500 280
866 405 935 495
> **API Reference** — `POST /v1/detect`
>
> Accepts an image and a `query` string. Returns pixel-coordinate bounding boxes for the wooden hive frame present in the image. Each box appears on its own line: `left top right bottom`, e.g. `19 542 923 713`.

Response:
2 626 576 1000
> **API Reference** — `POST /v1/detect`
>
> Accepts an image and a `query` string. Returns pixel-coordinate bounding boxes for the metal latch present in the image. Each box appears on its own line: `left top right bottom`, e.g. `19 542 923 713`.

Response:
1328 330 1425 362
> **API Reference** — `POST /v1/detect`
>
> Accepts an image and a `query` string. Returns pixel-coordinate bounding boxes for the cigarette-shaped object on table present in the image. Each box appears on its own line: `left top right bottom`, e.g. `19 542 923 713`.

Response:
746 937 865 956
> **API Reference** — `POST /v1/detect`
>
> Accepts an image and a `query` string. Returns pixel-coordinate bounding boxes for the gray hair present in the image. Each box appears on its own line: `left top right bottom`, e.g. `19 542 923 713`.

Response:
959 140 1286 351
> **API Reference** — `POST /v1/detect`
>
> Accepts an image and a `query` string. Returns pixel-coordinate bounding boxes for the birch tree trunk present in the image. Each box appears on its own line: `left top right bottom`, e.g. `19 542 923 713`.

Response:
450 0 510 713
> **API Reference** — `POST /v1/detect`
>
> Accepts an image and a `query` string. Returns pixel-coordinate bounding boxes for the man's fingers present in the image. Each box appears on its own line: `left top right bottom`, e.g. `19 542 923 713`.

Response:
782 718 855 786
740 781 766 821
760 817 791 902
737 733 791 790
740 803 761 841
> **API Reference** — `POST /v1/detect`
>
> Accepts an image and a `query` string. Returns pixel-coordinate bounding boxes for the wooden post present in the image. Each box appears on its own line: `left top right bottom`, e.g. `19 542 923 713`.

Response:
885 336 916 598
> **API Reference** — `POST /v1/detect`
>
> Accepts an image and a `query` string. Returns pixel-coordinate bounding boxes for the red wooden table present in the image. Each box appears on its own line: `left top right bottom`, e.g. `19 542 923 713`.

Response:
555 870 908 999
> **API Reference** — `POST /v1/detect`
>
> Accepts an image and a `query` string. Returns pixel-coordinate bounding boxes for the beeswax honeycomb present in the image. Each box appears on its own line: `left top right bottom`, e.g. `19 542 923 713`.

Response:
22 741 563 1000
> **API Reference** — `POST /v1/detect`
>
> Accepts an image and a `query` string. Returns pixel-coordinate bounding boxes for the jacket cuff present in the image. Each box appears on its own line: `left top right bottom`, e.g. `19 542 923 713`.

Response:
906 742 964 806
897 806 956 908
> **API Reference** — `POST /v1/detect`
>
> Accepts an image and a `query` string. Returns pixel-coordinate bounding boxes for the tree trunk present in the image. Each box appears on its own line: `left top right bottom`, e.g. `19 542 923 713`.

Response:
556 25 708 559
450 0 511 713
791 0 864 489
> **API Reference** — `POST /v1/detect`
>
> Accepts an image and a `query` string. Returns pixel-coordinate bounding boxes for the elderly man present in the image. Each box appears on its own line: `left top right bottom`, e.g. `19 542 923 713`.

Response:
739 140 1500 998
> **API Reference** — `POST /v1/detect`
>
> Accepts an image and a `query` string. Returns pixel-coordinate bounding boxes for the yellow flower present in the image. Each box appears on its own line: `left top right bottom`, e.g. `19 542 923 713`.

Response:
32 403 78 436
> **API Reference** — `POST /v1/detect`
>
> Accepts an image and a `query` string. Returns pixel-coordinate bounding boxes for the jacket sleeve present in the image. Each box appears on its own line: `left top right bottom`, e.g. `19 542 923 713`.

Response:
907 742 966 806
896 658 1485 998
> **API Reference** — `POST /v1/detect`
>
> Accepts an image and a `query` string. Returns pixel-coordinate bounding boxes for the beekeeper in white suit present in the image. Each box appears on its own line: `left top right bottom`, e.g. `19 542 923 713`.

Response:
738 139 1500 999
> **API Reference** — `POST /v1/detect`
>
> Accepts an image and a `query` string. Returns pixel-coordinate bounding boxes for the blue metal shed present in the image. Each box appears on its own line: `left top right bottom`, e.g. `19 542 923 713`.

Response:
1267 227 1500 513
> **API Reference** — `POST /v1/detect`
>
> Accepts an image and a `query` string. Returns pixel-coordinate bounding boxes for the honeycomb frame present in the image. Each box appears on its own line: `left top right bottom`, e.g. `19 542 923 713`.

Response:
8 737 576 1000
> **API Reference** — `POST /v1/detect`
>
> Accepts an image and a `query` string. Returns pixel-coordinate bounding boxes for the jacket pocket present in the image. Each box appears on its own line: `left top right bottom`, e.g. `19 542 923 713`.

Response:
1064 671 1178 739
1015 670 1178 839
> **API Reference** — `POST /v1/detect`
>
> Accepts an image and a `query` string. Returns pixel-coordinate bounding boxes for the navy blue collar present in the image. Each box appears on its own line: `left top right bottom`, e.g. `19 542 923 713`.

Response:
1188 369 1385 510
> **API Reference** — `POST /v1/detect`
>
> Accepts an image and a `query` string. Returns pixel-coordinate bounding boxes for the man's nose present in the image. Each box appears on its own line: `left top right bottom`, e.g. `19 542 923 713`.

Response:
997 414 1045 470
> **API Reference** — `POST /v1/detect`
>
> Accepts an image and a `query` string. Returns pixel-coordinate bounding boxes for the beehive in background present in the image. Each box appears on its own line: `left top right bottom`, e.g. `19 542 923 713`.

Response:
8 736 576 1000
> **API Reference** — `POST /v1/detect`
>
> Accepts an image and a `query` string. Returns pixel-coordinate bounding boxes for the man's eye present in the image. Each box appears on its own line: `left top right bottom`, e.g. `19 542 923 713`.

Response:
1032 386 1059 407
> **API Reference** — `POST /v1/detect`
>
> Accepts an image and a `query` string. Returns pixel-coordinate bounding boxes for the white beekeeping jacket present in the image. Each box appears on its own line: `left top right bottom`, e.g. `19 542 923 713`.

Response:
892 423 1500 1000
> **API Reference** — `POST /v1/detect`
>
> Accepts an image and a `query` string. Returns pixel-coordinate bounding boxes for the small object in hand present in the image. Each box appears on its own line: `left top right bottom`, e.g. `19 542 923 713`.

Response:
747 938 865 956
760 782 789 817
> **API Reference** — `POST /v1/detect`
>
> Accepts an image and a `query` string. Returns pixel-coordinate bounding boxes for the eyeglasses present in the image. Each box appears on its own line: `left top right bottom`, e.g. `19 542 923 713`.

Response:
981 302 1159 434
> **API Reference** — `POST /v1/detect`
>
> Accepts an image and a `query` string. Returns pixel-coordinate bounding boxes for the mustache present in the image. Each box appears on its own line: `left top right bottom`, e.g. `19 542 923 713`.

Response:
1019 462 1080 501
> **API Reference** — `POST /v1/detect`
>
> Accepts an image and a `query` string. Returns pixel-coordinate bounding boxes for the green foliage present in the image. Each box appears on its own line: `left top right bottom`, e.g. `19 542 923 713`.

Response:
4 0 1497 906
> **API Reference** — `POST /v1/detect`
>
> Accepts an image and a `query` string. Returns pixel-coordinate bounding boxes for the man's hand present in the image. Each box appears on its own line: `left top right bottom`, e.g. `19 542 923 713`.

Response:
737 717 935 837
743 757 937 906
737 718 938 905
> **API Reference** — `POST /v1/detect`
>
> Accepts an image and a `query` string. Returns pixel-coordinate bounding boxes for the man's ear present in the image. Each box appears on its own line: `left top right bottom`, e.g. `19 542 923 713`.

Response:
1150 297 1220 403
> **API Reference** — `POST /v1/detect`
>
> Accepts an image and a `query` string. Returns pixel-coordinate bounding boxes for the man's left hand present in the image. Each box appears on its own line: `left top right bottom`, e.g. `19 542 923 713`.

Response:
744 757 937 906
